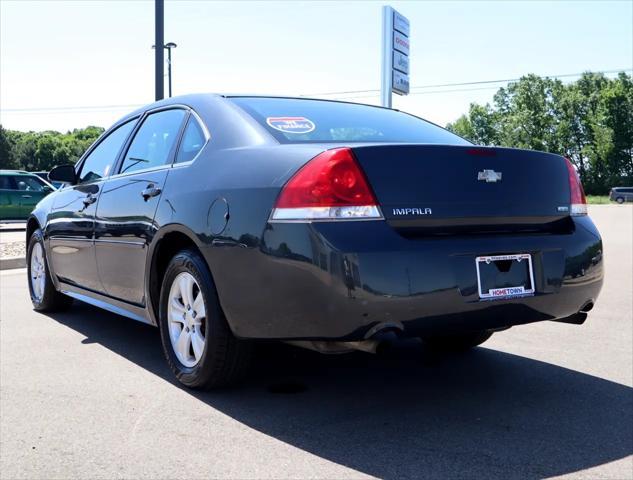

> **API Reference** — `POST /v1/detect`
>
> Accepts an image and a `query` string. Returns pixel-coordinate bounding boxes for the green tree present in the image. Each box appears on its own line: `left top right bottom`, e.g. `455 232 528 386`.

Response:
492 74 564 152
447 103 500 145
0 125 17 169
12 132 37 170
446 71 633 194
599 73 633 185
0 125 104 171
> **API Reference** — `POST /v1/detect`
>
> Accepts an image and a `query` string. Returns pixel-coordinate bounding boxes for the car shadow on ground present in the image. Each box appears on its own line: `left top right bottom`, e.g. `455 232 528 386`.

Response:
46 302 632 480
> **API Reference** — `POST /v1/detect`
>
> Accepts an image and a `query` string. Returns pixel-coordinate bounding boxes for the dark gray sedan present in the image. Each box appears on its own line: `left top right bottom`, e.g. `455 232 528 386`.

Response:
26 94 603 389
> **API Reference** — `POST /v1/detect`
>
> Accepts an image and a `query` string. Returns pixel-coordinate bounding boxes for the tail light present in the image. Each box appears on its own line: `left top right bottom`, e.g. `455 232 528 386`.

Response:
270 148 383 221
565 157 587 216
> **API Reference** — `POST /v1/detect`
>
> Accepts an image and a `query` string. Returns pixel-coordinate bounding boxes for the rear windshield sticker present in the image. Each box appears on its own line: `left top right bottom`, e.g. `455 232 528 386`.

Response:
266 117 315 134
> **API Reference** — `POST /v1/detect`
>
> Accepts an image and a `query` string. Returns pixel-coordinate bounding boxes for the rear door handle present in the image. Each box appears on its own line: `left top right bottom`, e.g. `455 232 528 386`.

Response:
21 194 32 198
141 185 162 201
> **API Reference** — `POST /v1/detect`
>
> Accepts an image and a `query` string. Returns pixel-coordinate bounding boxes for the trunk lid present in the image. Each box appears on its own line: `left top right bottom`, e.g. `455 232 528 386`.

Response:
351 145 572 235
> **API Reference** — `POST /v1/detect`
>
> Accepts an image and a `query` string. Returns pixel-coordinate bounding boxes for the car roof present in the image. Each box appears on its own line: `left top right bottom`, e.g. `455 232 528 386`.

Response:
0 170 35 176
114 93 395 124
118 93 224 122
223 94 392 109
107 93 455 145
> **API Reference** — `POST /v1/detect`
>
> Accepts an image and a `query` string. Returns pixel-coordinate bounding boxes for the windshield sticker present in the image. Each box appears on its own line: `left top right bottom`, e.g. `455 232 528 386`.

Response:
266 117 315 134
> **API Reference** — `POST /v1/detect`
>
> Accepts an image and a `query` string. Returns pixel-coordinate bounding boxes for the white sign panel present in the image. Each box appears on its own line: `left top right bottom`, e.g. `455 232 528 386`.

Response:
393 30 410 56
381 6 410 105
393 70 410 95
393 11 410 36
393 50 409 74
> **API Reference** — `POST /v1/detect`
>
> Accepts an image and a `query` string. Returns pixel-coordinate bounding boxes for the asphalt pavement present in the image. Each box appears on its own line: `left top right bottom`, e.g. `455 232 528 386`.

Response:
0 206 631 479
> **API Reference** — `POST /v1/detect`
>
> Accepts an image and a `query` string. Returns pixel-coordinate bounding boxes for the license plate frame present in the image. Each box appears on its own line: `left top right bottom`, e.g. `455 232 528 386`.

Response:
475 253 535 300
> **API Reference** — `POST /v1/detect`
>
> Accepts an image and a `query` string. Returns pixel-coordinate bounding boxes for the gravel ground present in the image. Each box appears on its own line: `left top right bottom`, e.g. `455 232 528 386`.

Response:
0 241 25 259
0 227 27 260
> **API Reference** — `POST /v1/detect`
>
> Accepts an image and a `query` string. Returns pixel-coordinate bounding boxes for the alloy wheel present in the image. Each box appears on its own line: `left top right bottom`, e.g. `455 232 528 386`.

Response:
167 272 207 367
30 243 46 302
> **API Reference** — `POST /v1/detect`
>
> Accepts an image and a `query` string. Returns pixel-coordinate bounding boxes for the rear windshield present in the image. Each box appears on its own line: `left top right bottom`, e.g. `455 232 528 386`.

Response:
229 97 470 145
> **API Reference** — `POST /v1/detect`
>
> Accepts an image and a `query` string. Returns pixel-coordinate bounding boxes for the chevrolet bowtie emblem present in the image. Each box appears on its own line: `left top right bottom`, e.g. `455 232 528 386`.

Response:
478 169 502 183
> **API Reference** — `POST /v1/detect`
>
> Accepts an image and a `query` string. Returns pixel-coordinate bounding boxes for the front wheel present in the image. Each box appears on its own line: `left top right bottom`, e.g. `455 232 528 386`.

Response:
158 249 252 389
420 330 493 352
616 197 625 204
27 229 73 312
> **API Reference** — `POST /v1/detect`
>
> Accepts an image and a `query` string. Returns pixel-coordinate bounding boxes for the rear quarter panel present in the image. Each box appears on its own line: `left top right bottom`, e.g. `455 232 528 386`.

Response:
152 142 327 330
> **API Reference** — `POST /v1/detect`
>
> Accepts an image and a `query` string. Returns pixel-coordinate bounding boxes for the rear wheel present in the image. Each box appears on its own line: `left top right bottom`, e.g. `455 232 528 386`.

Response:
158 249 252 389
420 330 493 352
27 229 73 312
616 197 625 204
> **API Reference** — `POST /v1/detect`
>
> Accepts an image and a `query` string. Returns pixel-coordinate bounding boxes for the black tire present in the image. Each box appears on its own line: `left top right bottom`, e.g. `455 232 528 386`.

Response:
27 229 73 312
616 197 625 204
420 330 493 352
158 249 252 389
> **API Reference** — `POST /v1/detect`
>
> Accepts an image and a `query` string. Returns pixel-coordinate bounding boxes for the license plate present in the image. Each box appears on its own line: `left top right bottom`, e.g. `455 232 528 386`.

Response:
476 254 535 300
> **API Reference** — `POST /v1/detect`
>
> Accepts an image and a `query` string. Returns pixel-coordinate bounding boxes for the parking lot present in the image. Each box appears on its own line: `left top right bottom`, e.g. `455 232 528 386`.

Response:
0 206 631 479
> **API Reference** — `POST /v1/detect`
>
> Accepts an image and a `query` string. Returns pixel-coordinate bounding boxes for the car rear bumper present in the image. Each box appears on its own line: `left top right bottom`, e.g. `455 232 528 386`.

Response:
211 216 603 340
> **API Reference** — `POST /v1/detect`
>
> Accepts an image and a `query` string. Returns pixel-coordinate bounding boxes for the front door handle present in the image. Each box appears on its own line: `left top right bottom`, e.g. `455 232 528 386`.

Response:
141 185 162 201
82 194 97 206
21 194 32 199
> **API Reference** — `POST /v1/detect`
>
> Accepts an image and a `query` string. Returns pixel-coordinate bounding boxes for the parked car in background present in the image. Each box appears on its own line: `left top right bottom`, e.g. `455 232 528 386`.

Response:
33 171 65 190
26 94 603 389
0 170 55 221
609 187 633 204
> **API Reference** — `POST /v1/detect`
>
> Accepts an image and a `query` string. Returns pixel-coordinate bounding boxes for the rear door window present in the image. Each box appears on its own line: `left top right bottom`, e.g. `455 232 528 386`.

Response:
15 176 47 192
175 115 206 164
119 109 187 175
0 176 17 190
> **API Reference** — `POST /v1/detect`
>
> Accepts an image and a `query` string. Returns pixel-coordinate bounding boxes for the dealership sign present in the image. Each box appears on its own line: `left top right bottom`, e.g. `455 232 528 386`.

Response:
393 10 410 36
393 31 410 56
381 6 410 105
393 70 410 94
393 50 409 74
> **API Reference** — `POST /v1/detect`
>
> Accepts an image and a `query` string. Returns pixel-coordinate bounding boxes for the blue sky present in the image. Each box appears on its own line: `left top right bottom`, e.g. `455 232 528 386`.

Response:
1 0 631 132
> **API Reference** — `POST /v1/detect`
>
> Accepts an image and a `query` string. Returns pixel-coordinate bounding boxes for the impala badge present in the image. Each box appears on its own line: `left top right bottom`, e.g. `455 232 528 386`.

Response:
478 169 502 183
392 207 432 216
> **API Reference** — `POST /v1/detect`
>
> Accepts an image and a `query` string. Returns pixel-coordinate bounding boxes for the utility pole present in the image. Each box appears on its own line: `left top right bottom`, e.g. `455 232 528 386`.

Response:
155 0 164 101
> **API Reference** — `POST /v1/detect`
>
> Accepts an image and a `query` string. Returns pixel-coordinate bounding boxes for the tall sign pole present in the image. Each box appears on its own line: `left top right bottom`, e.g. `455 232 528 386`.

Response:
155 0 165 101
380 6 393 108
381 6 410 108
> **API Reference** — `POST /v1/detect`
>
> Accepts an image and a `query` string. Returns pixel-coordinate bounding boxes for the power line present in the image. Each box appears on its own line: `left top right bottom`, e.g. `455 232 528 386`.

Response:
2 68 631 115
411 69 631 90
336 85 503 101
302 68 632 97
1 104 142 113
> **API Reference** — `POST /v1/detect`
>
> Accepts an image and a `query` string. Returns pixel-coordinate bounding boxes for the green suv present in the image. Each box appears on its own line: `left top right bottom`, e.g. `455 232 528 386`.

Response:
0 170 56 221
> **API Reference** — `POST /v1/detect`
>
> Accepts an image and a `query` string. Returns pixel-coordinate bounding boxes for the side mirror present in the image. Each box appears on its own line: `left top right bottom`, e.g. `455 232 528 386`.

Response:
48 165 77 185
